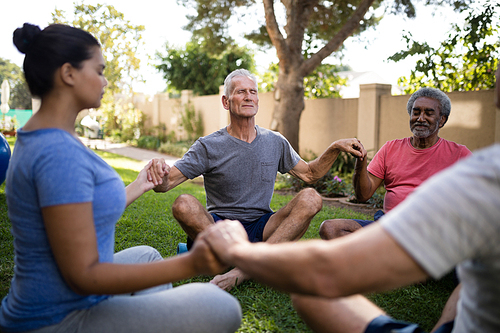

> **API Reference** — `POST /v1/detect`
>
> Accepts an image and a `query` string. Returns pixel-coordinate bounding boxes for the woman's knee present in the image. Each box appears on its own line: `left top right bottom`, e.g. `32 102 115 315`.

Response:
179 283 242 331
114 245 162 264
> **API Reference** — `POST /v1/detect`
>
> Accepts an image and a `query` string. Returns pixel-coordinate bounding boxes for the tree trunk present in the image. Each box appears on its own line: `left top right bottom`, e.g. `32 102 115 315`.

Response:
270 70 305 153
263 0 376 154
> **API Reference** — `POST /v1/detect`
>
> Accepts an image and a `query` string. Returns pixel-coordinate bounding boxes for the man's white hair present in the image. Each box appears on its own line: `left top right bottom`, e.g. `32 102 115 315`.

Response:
223 69 258 97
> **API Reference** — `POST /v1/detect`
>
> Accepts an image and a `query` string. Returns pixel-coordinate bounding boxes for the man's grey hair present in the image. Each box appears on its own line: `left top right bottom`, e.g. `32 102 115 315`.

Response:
406 87 451 118
223 69 258 97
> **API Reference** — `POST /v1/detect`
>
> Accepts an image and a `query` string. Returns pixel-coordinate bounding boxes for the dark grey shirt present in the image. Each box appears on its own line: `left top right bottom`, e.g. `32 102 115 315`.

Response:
175 126 301 221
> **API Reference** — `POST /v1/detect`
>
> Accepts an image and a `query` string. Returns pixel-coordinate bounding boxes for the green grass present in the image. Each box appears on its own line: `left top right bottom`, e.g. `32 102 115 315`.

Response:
0 147 453 332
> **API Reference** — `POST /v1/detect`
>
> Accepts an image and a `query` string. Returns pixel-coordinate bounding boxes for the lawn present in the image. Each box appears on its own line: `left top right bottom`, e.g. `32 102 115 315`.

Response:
0 145 455 332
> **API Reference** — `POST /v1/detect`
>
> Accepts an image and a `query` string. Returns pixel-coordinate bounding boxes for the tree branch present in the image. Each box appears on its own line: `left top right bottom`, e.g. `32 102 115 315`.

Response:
263 0 288 63
283 0 317 64
301 0 376 76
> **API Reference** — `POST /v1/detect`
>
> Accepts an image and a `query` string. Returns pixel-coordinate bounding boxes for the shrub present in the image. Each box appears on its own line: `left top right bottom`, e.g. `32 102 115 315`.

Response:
137 135 160 150
158 141 192 158
289 151 356 197
180 102 204 141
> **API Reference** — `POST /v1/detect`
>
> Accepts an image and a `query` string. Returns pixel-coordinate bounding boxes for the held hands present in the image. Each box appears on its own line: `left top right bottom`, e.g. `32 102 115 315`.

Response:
147 158 171 187
333 138 367 161
178 221 249 277
131 158 171 196
186 236 229 276
133 160 158 193
198 220 250 265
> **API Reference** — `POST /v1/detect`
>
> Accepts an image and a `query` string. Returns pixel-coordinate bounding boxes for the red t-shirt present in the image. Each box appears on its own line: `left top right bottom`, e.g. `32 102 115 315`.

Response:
367 137 471 212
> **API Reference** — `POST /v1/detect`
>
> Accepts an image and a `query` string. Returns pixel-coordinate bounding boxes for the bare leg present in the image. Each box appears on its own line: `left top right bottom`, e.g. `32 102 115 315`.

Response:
211 188 323 290
291 294 385 333
264 187 323 243
172 194 214 240
319 219 362 240
430 284 461 332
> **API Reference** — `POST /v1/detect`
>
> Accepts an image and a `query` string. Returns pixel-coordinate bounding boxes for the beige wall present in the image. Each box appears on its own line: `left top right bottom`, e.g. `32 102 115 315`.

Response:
299 97 358 157
136 85 499 156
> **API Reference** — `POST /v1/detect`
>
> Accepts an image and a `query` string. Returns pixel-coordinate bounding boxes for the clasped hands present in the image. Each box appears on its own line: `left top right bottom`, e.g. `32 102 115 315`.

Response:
145 158 171 187
191 220 250 276
142 158 250 277
332 138 367 161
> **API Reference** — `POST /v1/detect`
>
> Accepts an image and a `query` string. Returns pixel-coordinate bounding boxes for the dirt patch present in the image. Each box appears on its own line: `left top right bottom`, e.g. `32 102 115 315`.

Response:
274 189 380 217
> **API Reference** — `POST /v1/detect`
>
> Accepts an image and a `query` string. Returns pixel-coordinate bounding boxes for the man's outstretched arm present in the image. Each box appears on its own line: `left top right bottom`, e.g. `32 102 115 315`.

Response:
200 220 428 298
289 138 367 184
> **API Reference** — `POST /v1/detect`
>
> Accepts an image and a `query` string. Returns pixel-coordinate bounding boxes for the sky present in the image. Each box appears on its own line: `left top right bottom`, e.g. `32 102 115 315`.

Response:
0 0 466 96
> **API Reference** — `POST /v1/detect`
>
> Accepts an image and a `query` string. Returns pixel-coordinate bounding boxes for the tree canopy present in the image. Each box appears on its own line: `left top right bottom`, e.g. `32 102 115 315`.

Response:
389 0 499 93
156 42 255 96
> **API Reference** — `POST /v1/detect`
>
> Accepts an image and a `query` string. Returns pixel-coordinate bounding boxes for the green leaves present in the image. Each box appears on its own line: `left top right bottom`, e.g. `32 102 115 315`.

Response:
389 0 499 93
180 0 256 55
260 63 349 99
156 41 255 96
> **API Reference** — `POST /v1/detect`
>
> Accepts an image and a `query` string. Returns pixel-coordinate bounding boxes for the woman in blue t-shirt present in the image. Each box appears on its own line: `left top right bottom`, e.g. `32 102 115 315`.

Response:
0 23 241 333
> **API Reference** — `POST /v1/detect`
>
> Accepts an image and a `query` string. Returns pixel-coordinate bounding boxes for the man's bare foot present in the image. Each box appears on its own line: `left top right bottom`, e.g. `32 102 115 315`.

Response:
210 267 249 291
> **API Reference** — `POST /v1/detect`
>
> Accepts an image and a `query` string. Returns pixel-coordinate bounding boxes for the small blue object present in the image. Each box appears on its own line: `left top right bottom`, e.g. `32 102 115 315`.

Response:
176 243 188 255
0 133 11 185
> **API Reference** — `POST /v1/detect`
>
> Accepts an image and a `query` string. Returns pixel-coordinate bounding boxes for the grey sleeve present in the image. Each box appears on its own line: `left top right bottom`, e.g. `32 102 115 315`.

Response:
277 133 301 174
174 140 208 179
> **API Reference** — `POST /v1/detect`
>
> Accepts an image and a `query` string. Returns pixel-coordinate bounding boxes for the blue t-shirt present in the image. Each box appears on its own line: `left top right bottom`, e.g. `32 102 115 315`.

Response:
175 126 301 221
0 129 126 332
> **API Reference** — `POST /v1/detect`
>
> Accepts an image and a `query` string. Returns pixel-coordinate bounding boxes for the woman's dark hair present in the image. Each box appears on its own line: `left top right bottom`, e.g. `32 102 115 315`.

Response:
13 23 100 98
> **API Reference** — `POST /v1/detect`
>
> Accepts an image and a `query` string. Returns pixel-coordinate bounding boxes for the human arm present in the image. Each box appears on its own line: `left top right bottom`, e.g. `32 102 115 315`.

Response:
42 203 226 295
125 160 167 207
202 220 428 298
352 155 384 203
288 138 367 184
147 157 188 193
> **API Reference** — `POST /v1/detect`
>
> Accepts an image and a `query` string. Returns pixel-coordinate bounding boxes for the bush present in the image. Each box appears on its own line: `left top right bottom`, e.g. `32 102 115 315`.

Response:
137 136 160 150
180 102 204 141
290 171 349 198
158 141 193 158
289 151 356 197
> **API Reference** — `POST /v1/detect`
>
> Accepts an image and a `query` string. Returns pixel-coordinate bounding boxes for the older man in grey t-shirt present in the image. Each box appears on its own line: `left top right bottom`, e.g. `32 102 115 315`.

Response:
151 69 365 290
176 125 299 222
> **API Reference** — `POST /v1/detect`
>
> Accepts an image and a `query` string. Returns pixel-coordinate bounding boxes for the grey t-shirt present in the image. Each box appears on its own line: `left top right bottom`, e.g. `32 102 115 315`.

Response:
175 126 301 221
381 144 500 333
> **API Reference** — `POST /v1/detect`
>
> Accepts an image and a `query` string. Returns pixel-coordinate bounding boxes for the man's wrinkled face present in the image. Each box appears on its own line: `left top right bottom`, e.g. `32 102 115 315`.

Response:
410 97 446 138
222 76 259 118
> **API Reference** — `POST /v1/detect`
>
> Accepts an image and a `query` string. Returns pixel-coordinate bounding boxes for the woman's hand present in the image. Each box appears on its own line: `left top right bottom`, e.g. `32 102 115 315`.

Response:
187 232 231 276
126 159 171 206
147 158 170 186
